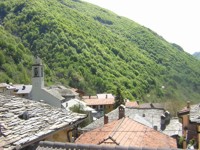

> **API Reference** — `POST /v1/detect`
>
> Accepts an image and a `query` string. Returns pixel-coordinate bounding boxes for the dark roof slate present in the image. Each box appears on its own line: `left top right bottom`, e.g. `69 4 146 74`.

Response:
0 94 86 149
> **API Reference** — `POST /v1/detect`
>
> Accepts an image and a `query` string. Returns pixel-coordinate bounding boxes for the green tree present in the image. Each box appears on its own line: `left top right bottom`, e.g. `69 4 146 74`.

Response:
114 87 125 108
69 104 91 128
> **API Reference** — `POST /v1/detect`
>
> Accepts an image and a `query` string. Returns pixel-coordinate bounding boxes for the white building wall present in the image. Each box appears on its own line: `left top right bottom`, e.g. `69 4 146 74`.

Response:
31 88 61 108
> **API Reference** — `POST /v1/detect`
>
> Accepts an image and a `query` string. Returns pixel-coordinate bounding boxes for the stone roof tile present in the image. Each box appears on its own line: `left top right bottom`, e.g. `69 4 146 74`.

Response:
0 94 86 149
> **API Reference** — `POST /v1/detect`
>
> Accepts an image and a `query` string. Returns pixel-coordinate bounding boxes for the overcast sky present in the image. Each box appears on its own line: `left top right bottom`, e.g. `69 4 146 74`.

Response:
82 0 200 54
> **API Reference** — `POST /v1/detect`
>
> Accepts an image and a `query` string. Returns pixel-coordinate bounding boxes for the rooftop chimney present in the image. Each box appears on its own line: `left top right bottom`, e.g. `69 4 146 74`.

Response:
22 85 26 90
153 125 158 131
104 115 108 124
150 103 154 108
187 101 190 109
119 105 125 119
160 114 166 130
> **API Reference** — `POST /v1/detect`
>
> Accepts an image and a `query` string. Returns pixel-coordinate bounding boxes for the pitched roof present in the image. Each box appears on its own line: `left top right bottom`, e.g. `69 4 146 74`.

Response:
0 94 86 149
83 98 115 106
42 87 65 100
76 117 177 148
36 141 179 150
189 103 200 123
140 103 165 109
125 101 139 108
62 98 97 113
82 107 182 137
14 85 32 94
0 83 9 88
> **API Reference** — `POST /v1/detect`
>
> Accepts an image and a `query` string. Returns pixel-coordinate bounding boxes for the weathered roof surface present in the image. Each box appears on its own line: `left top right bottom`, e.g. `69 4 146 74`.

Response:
140 103 165 109
0 83 9 88
162 118 182 136
189 104 200 123
83 98 115 106
14 85 32 94
76 117 177 148
42 87 65 100
82 107 181 137
37 141 180 150
125 101 139 108
0 94 86 149
62 99 97 113
48 85 78 96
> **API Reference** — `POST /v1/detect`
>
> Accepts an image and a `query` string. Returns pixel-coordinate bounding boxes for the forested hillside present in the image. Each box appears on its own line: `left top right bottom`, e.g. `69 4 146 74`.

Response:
0 0 200 102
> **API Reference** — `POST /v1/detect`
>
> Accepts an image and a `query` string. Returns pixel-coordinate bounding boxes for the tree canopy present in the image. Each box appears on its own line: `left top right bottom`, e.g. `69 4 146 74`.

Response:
0 0 200 102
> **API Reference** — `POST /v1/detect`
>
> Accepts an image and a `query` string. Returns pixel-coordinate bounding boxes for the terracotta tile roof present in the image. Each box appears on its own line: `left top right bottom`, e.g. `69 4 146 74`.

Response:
82 96 98 99
83 98 115 106
76 117 177 148
178 106 190 115
0 94 86 150
125 101 139 108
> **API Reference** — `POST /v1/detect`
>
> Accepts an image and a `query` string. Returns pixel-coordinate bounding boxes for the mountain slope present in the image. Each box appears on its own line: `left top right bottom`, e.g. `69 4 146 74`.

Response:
0 0 200 102
193 52 200 60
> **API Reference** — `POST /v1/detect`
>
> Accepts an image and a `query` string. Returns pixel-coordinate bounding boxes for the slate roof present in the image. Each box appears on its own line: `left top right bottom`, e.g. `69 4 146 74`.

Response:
97 93 114 99
37 141 180 150
42 87 65 101
0 83 9 88
189 103 200 123
48 85 78 97
62 98 97 113
14 85 32 94
76 117 177 148
82 107 182 137
0 94 86 150
140 103 165 109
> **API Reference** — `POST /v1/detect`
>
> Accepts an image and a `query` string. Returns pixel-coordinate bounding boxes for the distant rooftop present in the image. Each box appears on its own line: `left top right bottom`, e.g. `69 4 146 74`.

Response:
82 106 182 137
76 117 177 148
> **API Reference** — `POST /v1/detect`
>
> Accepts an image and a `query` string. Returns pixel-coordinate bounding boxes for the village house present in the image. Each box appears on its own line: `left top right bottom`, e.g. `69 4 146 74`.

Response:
75 105 177 149
82 94 115 118
0 94 86 150
82 105 182 139
178 101 200 149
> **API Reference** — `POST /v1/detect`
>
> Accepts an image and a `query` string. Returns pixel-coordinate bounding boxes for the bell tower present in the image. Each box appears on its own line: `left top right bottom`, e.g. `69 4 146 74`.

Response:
32 57 44 89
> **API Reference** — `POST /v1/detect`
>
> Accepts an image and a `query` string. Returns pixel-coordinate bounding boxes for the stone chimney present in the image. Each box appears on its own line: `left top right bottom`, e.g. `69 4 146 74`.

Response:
165 110 170 125
150 103 154 108
187 101 190 109
104 115 108 124
160 114 166 130
119 105 125 119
